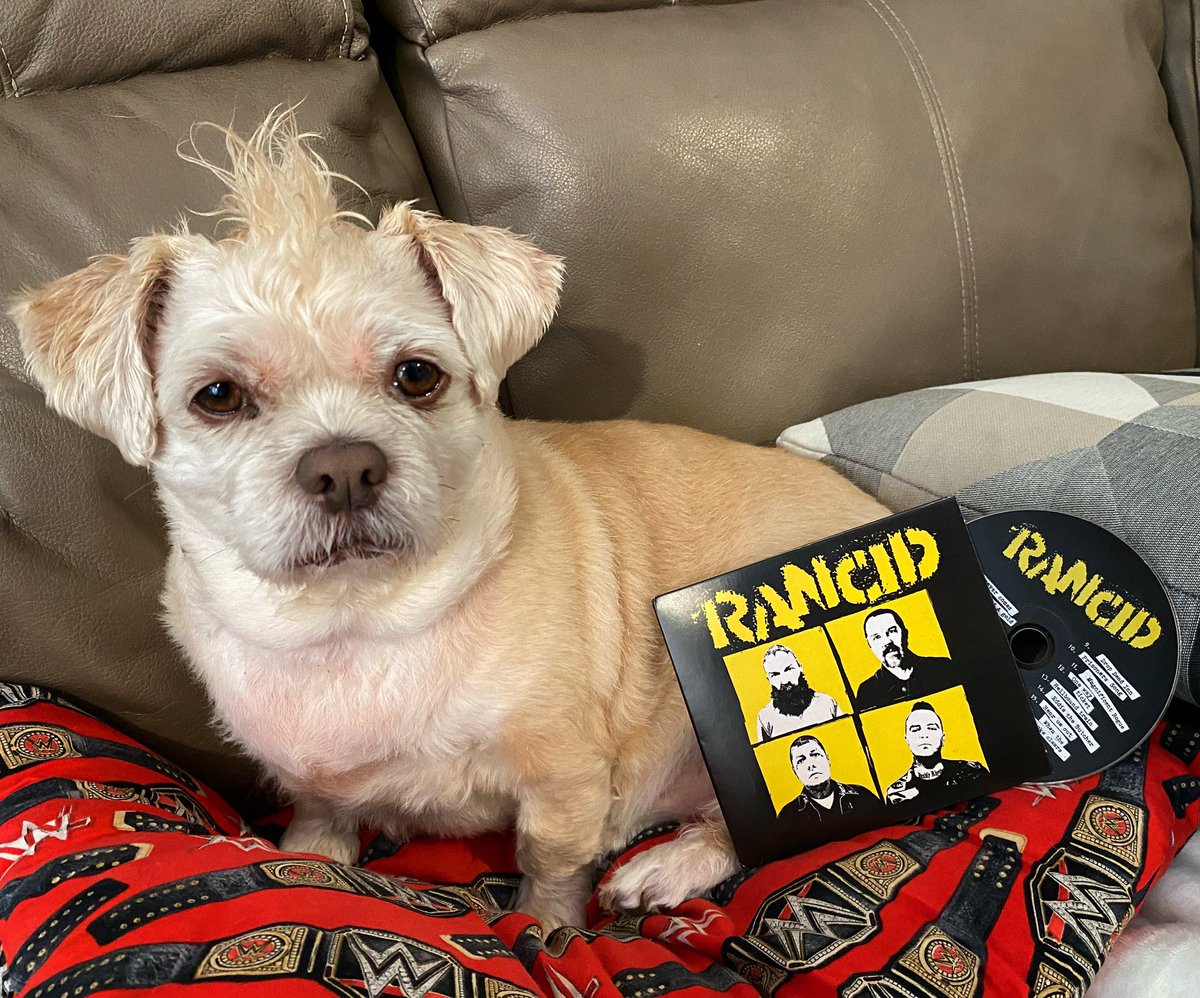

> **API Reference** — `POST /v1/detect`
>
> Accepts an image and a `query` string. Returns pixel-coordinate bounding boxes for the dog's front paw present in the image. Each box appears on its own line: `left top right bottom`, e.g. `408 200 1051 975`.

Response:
279 819 360 866
599 834 739 912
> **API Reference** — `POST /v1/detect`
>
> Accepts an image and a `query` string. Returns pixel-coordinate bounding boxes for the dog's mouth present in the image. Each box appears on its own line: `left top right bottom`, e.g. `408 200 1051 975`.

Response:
288 537 405 572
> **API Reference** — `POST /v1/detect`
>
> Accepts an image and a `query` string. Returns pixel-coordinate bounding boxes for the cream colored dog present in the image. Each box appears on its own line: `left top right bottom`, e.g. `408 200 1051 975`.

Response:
12 112 887 930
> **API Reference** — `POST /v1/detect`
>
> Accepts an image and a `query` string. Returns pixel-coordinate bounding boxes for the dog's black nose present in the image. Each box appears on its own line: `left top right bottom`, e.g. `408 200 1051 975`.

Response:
294 441 388 513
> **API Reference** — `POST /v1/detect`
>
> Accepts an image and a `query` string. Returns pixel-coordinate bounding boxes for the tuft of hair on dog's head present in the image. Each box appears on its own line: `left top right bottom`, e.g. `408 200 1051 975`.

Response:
176 104 371 243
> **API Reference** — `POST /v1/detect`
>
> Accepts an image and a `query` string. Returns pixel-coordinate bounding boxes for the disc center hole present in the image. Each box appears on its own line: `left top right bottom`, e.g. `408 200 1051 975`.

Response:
1009 623 1054 669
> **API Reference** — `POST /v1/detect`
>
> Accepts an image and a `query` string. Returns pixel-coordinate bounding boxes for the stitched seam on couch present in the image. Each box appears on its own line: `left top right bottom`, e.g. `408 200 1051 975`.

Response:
0 35 19 97
411 0 439 45
863 0 979 380
336 0 352 57
418 51 477 227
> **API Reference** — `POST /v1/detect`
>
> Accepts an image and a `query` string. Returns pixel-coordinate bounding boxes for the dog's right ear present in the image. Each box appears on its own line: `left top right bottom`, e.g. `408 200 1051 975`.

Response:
10 234 189 467
377 203 564 402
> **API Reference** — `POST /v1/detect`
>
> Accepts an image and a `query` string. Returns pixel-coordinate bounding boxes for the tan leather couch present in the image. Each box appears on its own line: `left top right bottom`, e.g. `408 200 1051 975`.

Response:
1 0 1197 808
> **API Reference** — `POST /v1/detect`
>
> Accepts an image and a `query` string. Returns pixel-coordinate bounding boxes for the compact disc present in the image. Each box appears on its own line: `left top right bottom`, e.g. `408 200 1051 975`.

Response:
968 509 1179 782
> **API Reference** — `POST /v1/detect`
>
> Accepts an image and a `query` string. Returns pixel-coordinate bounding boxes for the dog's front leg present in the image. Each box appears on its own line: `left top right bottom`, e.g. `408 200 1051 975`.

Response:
279 796 360 866
513 767 611 932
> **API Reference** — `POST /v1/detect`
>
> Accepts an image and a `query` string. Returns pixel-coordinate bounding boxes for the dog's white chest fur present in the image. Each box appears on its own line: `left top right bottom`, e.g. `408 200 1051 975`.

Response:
174 580 519 838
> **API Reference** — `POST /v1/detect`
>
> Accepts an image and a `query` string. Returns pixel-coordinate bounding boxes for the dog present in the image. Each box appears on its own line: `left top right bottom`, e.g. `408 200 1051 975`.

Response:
11 111 888 930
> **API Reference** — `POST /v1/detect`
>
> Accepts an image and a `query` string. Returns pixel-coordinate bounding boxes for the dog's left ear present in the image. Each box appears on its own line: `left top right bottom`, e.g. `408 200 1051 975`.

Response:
10 234 189 467
379 204 564 401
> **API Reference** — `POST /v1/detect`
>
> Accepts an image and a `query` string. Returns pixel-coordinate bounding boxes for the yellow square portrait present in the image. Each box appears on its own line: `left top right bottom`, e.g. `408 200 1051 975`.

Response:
724 628 852 745
754 716 879 815
824 590 952 701
859 685 989 803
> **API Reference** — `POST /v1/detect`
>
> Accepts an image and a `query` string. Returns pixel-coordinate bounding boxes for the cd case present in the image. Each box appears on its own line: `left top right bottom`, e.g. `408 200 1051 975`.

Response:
654 497 1050 868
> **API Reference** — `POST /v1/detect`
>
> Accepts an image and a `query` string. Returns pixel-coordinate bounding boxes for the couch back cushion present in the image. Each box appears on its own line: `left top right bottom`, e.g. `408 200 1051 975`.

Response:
0 3 435 805
0 0 373 97
379 0 1197 444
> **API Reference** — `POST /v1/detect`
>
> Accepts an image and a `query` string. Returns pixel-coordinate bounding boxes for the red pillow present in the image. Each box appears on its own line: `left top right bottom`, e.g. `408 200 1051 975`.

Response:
1 681 1197 998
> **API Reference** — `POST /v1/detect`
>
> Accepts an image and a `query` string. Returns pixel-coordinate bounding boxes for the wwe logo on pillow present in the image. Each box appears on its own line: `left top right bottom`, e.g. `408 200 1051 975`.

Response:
0 806 89 872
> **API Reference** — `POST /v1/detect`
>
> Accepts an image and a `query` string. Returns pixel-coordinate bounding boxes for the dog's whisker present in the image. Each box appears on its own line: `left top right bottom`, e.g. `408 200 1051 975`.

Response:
195 544 234 566
121 479 154 501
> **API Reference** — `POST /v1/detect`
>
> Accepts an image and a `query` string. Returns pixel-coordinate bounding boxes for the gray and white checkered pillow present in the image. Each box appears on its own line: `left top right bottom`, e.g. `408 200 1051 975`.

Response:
778 371 1200 704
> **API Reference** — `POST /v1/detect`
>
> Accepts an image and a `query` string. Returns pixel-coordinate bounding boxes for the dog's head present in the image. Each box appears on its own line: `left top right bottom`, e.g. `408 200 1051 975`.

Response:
10 111 563 581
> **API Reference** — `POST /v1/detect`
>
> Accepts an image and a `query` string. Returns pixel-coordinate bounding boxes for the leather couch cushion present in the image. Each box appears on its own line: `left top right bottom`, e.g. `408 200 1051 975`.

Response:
1160 0 1200 326
0 53 435 808
383 0 1197 444
0 0 372 97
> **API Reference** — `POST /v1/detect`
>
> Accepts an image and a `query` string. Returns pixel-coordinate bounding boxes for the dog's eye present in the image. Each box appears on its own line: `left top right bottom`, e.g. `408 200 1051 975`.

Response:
392 360 442 399
192 381 246 415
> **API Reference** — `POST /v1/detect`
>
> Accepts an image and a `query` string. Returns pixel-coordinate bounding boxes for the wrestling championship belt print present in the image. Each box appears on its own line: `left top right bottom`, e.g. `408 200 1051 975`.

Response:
0 843 150 919
7 880 131 996
609 961 744 996
88 859 474 945
388 872 523 926
510 915 647 972
1160 717 1200 766
1161 775 1200 819
0 685 66 712
111 809 212 837
723 797 1001 991
0 778 218 832
0 723 200 789
3 691 1200 998
1026 745 1149 997
838 829 1025 998
1159 715 1200 818
28 923 538 998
